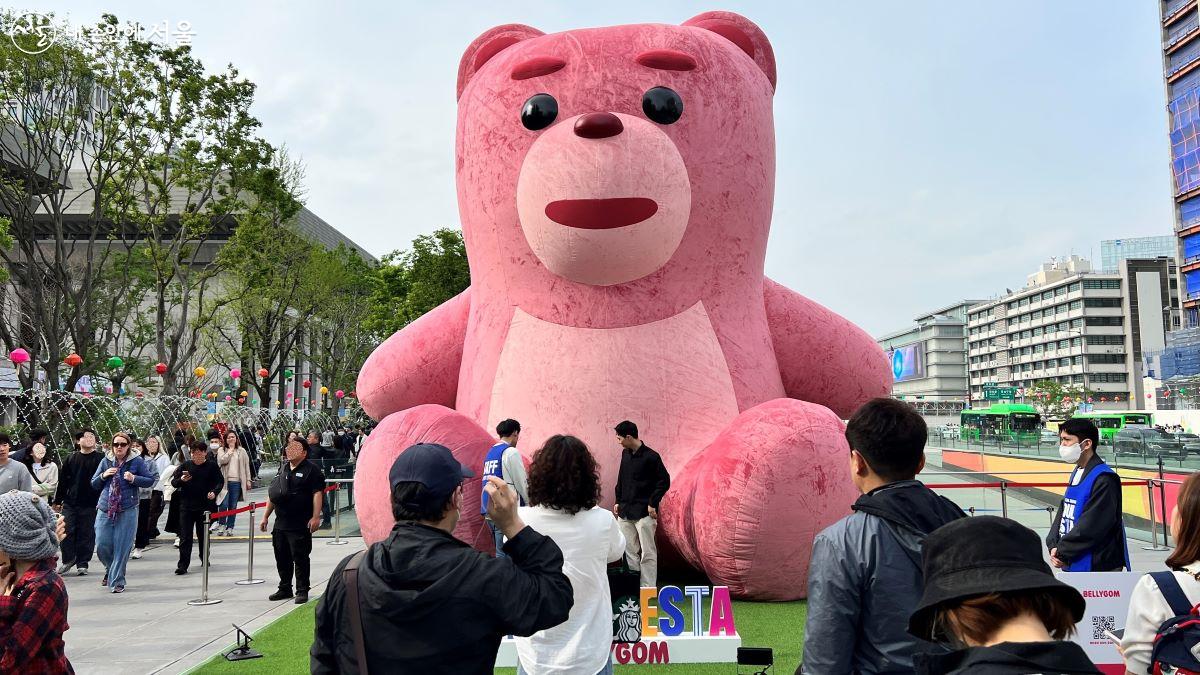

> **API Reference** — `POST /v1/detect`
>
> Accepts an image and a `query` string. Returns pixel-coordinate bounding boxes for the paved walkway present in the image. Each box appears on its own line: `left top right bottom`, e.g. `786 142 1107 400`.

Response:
62 472 364 674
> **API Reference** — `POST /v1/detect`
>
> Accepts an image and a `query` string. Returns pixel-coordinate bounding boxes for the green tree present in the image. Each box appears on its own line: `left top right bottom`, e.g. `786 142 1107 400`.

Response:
365 228 470 339
304 245 375 411
1027 379 1095 420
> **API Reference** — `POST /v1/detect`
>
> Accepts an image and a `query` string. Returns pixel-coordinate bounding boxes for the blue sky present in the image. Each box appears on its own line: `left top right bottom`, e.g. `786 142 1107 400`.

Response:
26 1 1173 335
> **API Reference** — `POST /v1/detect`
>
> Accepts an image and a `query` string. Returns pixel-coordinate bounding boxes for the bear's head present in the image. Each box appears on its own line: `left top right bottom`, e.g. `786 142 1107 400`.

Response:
456 12 776 327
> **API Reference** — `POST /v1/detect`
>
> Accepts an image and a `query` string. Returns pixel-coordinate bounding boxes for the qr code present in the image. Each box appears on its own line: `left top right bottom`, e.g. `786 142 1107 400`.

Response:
1092 615 1116 640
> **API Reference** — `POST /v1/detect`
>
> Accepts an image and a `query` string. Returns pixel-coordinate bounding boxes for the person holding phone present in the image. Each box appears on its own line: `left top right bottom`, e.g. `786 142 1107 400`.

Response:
0 490 72 672
90 431 156 593
1120 472 1200 673
170 440 224 575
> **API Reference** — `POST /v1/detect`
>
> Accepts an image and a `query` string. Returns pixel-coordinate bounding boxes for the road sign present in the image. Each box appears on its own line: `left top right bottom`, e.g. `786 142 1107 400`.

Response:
983 387 1017 400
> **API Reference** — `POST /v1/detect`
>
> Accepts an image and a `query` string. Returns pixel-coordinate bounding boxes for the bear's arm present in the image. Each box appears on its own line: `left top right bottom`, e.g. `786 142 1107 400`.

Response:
356 287 472 420
763 278 891 419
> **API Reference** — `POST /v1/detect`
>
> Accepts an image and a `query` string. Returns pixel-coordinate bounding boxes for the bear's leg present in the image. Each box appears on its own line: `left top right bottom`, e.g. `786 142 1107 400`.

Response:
659 398 858 600
354 404 495 549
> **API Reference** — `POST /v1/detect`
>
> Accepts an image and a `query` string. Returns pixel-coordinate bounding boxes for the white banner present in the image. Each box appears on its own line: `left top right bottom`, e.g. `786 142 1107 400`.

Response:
1058 571 1142 672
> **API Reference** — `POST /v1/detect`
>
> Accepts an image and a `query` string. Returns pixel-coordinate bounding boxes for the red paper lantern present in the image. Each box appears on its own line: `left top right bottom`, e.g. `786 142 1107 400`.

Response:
230 367 242 380
302 379 311 389
335 389 345 398
9 348 29 365
258 367 269 378
64 352 83 368
1100 397 1107 402
155 362 167 375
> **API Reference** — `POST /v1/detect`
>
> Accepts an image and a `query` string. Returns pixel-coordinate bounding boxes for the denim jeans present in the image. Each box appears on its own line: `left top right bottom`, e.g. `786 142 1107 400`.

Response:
95 507 138 590
489 520 506 559
517 658 613 675
219 481 242 530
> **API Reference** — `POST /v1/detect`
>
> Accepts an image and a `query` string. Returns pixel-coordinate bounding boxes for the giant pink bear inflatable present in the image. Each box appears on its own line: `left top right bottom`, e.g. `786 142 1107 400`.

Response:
355 11 890 600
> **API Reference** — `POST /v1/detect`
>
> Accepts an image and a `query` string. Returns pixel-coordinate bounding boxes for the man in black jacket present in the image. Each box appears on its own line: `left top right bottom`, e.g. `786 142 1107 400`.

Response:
1046 418 1128 572
311 443 573 674
171 440 225 574
801 398 966 674
261 438 325 604
613 420 670 588
53 428 105 576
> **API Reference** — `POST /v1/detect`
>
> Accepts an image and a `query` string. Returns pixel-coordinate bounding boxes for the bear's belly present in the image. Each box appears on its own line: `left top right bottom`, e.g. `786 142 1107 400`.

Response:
488 302 741 501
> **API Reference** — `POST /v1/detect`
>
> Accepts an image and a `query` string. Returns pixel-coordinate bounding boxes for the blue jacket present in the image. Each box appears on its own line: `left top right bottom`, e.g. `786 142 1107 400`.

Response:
91 455 155 513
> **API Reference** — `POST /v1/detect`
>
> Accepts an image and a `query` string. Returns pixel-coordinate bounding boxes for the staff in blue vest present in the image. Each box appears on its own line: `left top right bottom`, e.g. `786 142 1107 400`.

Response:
481 419 529 558
1046 417 1130 572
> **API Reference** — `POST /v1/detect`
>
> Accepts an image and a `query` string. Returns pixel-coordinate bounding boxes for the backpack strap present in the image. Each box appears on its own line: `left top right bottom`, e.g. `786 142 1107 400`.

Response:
343 549 371 674
1152 571 1195 617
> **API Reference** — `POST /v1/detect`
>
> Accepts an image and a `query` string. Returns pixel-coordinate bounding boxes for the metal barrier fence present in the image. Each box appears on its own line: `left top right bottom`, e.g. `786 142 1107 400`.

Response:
922 470 1179 551
930 433 1199 475
186 478 355 607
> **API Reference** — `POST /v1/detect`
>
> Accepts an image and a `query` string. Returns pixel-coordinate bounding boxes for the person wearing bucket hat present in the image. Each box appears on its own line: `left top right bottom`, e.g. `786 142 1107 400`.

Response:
0 490 73 673
312 442 573 673
908 516 1099 674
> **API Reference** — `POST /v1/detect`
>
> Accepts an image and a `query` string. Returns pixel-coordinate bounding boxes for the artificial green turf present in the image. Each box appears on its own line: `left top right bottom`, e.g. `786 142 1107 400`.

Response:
193 597 806 673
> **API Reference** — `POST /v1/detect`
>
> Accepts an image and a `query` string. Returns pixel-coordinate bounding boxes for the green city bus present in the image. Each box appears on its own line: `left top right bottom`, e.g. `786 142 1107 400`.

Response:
960 404 1043 443
1070 411 1154 444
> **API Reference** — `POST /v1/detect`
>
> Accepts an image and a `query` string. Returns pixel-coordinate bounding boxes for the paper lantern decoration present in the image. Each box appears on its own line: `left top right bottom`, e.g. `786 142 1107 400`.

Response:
225 395 232 402
349 391 356 398
286 392 294 399
275 400 281 406
106 356 124 369
104 385 113 394
336 390 345 398
155 362 167 375
258 367 269 378
135 391 144 399
1100 397 1107 402
303 379 311 389
284 369 294 379
9 348 29 365
320 385 329 395
1147 393 1153 399
240 390 248 397
1087 397 1093 403
1115 395 1122 401
230 368 241 380
194 366 207 378
64 353 83 368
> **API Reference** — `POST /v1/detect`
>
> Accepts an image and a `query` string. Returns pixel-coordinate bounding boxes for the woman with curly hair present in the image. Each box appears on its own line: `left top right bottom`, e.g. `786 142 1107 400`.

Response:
515 435 625 675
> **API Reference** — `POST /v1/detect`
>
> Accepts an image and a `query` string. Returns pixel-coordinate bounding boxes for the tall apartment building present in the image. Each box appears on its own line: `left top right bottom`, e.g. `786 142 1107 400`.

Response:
877 301 982 414
1161 0 1200 325
966 257 1152 410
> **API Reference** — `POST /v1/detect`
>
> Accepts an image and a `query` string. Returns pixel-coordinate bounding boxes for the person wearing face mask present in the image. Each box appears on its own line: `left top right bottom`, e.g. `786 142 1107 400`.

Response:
1045 418 1130 572
23 443 59 500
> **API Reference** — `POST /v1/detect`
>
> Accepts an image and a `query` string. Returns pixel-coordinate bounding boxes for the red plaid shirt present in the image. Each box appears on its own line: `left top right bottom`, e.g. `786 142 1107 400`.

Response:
0 558 72 673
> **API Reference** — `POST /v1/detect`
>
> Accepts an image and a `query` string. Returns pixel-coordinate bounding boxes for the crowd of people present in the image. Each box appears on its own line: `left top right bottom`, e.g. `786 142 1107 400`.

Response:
9 399 1200 673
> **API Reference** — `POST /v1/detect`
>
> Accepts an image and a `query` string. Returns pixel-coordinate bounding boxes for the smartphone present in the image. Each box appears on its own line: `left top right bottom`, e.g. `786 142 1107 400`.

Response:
1104 628 1125 644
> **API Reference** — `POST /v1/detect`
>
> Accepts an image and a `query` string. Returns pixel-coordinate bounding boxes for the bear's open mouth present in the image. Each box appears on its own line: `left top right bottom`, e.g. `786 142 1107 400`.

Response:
544 198 658 230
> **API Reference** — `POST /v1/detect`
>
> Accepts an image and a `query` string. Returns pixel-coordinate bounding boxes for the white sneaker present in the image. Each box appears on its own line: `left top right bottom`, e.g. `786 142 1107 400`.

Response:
173 537 180 548
210 522 223 533
131 548 143 559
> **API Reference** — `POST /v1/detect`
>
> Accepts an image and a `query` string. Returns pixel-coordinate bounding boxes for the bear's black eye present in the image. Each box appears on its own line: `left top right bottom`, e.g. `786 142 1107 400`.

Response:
642 87 683 125
521 93 558 130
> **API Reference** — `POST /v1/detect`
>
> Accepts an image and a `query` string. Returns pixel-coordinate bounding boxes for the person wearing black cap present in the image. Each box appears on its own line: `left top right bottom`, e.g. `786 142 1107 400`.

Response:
311 443 573 674
908 516 1100 674
260 437 326 604
801 399 966 675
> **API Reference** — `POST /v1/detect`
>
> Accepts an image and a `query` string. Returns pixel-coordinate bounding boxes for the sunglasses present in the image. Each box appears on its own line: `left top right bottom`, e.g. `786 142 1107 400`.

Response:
112 442 129 447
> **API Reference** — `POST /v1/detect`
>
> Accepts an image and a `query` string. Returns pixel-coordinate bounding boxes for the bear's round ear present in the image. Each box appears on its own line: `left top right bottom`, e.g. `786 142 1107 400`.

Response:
457 24 545 101
683 11 776 92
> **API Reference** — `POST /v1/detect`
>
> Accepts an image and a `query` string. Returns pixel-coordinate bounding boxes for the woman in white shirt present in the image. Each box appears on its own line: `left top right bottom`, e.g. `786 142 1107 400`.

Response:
1121 472 1200 674
133 435 171 558
24 442 58 499
516 435 625 675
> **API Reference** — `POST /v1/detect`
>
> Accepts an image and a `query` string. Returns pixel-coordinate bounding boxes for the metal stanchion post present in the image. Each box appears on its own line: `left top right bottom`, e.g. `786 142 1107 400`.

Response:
1144 480 1169 551
236 503 265 585
1159 477 1171 548
188 511 223 606
1000 481 1009 519
328 484 348 546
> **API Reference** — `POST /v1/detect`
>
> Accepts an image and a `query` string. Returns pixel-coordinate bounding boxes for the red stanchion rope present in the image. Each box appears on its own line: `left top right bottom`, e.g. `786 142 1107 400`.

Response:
925 480 1156 490
212 483 342 518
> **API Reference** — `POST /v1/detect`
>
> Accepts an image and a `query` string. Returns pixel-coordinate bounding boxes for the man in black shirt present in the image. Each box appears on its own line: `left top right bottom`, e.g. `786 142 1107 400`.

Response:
261 437 325 604
613 420 671 588
171 440 225 574
53 428 105 576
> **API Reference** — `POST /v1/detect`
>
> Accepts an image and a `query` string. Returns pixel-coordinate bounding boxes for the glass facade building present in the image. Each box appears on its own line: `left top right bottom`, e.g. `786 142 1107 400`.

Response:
1163 0 1200 324
1100 237 1177 272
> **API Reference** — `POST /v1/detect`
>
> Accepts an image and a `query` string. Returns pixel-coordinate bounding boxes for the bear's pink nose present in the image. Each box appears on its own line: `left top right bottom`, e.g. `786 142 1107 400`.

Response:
574 112 623 139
